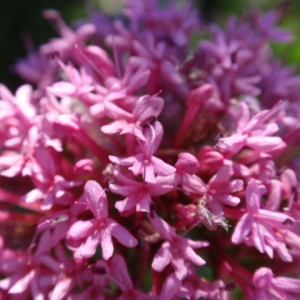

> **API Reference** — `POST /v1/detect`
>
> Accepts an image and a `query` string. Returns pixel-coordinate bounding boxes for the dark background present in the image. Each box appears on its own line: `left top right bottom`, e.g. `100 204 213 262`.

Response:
0 0 86 90
0 0 299 91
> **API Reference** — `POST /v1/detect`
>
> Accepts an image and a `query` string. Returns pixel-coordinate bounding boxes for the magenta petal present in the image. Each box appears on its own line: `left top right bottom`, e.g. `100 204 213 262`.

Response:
236 102 250 132
30 273 43 300
35 231 52 256
152 156 176 177
142 121 163 156
149 215 174 240
272 277 300 293
101 120 128 135
84 180 108 218
115 197 136 212
161 60 183 84
246 179 260 213
152 242 171 272
175 152 199 175
159 274 181 300
229 179 244 193
109 220 138 248
50 277 74 300
171 256 188 280
136 193 151 212
252 223 265 253
115 198 136 212
109 254 133 291
276 244 292 262
133 95 164 125
80 230 101 258
257 210 292 224
109 155 136 167
100 227 114 260
252 123 279 136
184 246 206 266
127 69 151 94
218 134 246 153
24 188 43 203
213 165 232 183
281 169 297 193
9 270 34 294
232 213 253 244
187 239 209 248
104 98 132 119
47 82 77 97
181 174 206 194
83 45 113 77
149 174 178 195
0 277 12 291
253 267 273 288
136 165 156 183
218 194 240 206
54 114 80 134
90 102 106 119
109 181 136 196
67 220 95 240
39 255 62 272
246 136 283 151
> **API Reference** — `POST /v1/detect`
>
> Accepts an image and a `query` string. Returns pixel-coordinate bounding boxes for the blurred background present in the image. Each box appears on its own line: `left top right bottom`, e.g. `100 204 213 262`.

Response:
0 0 299 91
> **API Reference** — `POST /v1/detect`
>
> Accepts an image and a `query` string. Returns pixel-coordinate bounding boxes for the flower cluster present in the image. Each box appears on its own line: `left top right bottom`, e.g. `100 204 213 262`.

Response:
1 1 300 299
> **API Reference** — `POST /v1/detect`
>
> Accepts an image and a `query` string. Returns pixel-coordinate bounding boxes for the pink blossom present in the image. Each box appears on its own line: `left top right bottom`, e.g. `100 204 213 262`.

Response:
232 179 294 261
149 214 209 279
1 2 300 299
47 60 95 99
174 152 206 195
102 94 164 141
40 10 96 61
0 244 63 299
206 165 244 215
100 254 156 300
109 121 176 183
254 10 293 43
66 180 138 259
252 267 300 299
216 101 286 157
109 169 177 213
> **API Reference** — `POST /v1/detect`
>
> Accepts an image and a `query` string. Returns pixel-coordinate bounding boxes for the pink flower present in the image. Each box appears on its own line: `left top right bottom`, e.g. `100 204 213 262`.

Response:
0 242 63 299
0 84 35 150
99 254 156 300
47 59 94 99
149 214 209 279
124 0 200 47
66 180 138 259
252 267 300 299
216 101 286 157
1 2 300 299
40 10 97 61
109 121 176 183
109 169 177 213
88 57 150 120
102 94 164 141
206 165 244 215
174 152 206 194
254 10 293 43
158 273 181 300
232 179 294 261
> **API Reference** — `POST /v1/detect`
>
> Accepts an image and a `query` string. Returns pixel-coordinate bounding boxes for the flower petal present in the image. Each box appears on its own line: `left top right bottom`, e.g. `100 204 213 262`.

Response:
152 242 171 272
84 180 108 218
109 220 138 249
232 213 254 244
